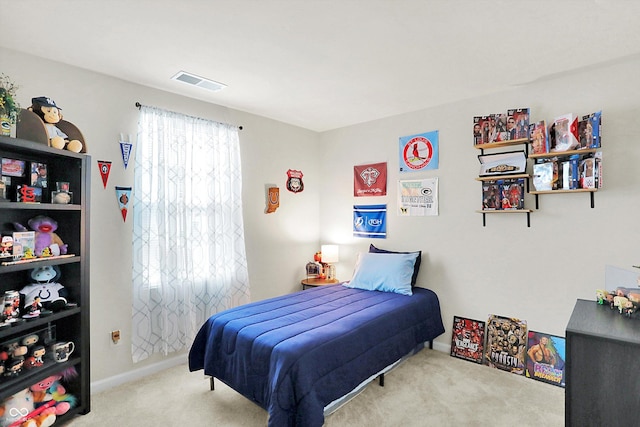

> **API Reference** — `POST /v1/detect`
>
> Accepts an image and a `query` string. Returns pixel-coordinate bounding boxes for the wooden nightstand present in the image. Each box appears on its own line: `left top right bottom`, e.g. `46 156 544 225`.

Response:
301 277 339 290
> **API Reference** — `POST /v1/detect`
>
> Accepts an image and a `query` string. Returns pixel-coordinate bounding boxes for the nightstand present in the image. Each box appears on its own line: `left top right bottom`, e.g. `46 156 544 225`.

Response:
301 277 339 290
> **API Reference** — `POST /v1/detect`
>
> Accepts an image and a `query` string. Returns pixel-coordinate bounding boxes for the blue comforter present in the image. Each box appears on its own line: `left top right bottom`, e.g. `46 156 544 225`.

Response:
188 285 444 426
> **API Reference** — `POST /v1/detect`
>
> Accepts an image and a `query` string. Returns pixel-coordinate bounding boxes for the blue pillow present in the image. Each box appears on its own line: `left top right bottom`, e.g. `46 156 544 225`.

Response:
369 244 422 286
344 252 418 296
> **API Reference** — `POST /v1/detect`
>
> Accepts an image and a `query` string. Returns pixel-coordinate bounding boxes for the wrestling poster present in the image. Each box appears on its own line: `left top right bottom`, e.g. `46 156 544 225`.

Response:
450 316 485 364
484 314 528 375
525 331 566 388
398 178 438 216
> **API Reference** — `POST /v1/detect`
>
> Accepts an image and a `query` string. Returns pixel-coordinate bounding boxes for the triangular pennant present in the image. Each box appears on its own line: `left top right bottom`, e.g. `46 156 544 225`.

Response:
120 140 133 169
98 161 112 189
115 186 132 222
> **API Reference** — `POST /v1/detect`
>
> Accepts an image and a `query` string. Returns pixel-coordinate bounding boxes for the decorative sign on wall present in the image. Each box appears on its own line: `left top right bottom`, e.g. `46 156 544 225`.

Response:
286 169 304 193
98 161 112 189
266 186 279 214
353 204 387 239
399 130 439 173
119 134 133 169
354 162 387 197
115 186 132 222
398 177 438 216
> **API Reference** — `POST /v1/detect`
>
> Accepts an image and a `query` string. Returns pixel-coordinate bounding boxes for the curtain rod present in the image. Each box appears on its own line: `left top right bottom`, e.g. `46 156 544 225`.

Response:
134 102 243 130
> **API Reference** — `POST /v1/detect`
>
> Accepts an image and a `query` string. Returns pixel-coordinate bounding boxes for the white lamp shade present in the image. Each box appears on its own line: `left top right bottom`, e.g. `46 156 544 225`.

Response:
321 245 339 263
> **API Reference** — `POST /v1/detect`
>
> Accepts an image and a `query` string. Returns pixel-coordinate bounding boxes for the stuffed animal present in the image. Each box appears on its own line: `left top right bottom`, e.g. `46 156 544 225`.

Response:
28 97 82 153
0 387 58 427
20 266 69 312
14 216 67 257
29 368 77 418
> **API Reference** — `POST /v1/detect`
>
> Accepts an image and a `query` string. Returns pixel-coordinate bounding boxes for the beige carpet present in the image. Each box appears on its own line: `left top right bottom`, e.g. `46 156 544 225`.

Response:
66 349 564 426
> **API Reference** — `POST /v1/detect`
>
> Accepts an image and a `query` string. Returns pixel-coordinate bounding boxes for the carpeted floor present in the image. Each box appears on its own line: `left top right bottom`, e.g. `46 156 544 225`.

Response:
66 349 564 426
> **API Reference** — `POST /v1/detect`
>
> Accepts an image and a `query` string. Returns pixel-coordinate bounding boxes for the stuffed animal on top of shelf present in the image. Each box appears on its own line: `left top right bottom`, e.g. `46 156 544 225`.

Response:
28 97 83 153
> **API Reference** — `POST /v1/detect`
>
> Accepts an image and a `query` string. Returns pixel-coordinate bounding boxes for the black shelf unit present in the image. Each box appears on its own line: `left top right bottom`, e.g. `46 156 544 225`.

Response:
0 135 90 421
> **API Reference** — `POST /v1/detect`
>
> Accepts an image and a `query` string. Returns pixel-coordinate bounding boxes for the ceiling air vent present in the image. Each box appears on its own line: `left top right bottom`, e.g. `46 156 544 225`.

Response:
171 71 227 92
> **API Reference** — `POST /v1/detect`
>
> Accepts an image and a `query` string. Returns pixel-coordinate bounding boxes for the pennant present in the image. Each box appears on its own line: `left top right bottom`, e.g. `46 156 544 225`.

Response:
354 162 387 197
120 140 133 169
353 204 387 239
98 161 112 189
115 186 132 222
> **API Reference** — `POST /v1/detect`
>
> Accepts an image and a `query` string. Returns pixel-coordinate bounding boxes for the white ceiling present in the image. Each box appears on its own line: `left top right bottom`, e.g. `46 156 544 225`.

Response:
2 0 639 132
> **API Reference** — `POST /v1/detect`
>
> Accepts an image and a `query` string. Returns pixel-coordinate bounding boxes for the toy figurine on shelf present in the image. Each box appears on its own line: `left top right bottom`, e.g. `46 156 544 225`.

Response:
0 235 12 258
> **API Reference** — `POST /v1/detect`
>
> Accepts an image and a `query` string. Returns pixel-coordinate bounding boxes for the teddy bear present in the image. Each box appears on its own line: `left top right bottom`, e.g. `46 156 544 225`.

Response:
14 215 67 257
28 97 83 153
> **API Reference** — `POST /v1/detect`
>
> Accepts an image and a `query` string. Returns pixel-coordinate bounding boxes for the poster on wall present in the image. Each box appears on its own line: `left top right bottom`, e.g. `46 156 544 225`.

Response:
450 316 485 364
525 331 566 388
353 204 386 239
354 162 387 197
398 177 438 216
399 130 439 173
484 314 528 375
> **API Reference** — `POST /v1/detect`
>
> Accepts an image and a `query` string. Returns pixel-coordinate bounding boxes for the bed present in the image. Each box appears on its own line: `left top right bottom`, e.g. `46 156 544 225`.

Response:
188 248 445 427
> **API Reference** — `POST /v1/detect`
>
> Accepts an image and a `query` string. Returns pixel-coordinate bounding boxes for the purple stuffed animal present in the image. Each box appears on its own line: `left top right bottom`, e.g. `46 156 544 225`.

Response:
14 215 68 257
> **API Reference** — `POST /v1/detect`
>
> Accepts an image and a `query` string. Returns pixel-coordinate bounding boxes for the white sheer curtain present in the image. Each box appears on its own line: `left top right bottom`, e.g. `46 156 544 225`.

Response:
131 105 250 363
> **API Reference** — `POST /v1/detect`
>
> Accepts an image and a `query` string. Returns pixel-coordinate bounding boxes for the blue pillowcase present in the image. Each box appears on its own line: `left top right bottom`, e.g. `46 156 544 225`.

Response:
369 244 422 286
344 252 419 296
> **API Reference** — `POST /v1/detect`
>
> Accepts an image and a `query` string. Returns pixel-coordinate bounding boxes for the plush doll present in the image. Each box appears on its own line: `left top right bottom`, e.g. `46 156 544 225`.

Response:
20 266 69 312
29 368 77 418
14 216 67 257
28 97 83 153
0 387 60 427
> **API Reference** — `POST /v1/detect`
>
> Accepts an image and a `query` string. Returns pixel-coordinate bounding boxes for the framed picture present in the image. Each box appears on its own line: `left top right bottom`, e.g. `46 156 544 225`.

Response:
525 331 566 388
16 185 42 203
484 314 528 375
305 261 322 278
1 158 26 177
450 316 485 364
30 162 48 188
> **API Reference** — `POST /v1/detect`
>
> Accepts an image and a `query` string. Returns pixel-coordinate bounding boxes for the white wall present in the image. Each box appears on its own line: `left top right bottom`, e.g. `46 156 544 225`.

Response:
319 56 640 351
1 47 321 383
4 45 639 387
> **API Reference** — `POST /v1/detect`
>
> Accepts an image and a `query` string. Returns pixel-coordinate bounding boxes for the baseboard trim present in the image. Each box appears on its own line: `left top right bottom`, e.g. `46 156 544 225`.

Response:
90 353 187 394
432 340 449 353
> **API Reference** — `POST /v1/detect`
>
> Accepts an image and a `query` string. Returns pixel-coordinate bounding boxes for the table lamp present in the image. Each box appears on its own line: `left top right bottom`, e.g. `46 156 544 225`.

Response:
320 244 339 280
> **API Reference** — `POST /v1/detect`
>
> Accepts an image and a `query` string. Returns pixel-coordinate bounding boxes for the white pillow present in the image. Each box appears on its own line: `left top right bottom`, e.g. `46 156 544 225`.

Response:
343 252 418 296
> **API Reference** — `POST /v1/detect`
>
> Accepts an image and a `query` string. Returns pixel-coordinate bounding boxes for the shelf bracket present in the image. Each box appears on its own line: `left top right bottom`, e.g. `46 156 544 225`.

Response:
482 212 486 227
590 192 595 209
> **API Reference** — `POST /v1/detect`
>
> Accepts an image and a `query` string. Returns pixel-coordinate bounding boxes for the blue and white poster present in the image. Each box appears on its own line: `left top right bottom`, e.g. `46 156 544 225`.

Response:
353 204 387 239
399 130 439 173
